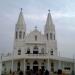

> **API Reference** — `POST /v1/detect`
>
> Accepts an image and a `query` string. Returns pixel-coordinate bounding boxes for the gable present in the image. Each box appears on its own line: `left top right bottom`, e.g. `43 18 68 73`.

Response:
25 29 46 44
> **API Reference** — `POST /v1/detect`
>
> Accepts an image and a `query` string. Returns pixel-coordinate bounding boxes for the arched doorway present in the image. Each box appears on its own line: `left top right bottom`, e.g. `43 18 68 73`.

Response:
41 63 45 71
17 61 20 71
33 61 38 72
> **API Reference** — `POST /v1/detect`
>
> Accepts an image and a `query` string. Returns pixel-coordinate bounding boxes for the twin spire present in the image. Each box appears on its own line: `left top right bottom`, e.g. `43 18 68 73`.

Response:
16 8 54 31
16 8 25 29
46 9 53 27
45 9 55 32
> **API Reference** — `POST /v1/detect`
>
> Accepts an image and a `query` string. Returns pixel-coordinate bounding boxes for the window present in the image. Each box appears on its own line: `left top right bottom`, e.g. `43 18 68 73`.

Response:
2 63 5 67
41 62 45 70
51 62 54 72
19 31 22 39
54 34 55 40
50 33 52 40
27 48 30 54
26 63 30 70
18 61 20 66
16 31 18 39
51 50 53 55
64 67 70 70
27 66 30 70
46 33 48 40
33 46 38 54
23 32 25 39
18 49 21 55
35 35 37 41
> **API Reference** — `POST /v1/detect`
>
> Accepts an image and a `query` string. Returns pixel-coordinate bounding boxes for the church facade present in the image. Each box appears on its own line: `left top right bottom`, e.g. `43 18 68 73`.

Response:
0 9 74 74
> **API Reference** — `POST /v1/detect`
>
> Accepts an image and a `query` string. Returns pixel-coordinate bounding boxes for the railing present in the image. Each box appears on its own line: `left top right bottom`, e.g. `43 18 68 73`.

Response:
25 53 48 58
25 53 47 56
1 53 48 61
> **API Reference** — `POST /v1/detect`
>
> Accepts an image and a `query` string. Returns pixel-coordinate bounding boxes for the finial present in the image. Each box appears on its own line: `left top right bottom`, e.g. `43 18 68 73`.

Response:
35 26 37 29
48 9 50 13
21 8 22 12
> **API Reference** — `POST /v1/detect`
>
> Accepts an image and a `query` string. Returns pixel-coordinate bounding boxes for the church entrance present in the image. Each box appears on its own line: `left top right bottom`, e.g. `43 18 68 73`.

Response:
33 66 38 72
33 61 38 72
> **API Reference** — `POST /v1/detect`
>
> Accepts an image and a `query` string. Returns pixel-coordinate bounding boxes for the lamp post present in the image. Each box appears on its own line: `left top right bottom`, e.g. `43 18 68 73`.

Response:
1 55 2 75
58 51 61 69
48 50 50 71
72 55 75 75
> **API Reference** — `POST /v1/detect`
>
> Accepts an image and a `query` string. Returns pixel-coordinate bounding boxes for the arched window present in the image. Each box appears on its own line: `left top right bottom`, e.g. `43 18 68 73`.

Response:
46 33 48 40
19 31 22 39
50 33 52 40
33 61 38 65
35 35 37 41
51 62 54 72
33 46 38 54
16 31 18 39
17 61 20 67
33 61 38 71
51 49 53 55
23 32 25 39
27 48 30 54
54 34 55 40
2 62 5 67
18 49 21 55
26 62 30 70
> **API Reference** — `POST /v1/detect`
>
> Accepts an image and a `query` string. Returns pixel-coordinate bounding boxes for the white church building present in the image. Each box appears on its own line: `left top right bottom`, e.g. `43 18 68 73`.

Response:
0 9 74 74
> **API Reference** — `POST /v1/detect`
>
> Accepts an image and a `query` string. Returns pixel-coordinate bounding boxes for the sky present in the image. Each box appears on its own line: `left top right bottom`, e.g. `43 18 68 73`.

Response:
0 0 75 58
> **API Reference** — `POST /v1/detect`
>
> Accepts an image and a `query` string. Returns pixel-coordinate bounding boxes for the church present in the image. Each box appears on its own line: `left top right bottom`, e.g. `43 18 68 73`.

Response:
0 8 74 75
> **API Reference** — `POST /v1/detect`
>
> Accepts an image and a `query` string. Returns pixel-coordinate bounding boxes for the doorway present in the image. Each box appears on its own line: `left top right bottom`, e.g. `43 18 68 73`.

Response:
33 61 38 72
33 66 38 72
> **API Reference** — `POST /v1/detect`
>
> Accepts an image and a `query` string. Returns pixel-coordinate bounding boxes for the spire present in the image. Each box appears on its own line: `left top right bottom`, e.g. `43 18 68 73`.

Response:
16 8 25 29
45 9 55 32
46 9 53 26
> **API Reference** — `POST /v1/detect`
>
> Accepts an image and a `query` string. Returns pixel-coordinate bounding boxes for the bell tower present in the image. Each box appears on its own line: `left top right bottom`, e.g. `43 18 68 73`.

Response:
44 10 57 56
14 8 26 55
15 8 26 40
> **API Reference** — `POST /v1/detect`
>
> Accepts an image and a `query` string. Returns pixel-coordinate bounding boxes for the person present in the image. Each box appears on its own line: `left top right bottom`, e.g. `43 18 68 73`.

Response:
19 70 23 75
30 69 33 75
12 72 15 75
58 69 62 75
45 70 49 75
38 69 41 75
71 70 74 75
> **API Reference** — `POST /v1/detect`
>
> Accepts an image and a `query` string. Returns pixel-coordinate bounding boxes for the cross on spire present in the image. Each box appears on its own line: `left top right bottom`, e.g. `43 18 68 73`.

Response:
48 9 50 13
21 8 22 12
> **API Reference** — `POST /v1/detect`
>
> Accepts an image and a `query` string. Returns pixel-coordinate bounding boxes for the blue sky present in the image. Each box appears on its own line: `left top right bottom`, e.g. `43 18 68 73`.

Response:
0 0 75 58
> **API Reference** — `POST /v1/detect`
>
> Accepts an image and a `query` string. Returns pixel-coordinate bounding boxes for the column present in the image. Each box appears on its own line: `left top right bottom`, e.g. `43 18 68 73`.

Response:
0 63 2 75
58 51 61 70
30 62 33 70
48 50 50 71
12 50 14 72
48 59 50 71
12 59 14 72
39 62 41 69
58 60 61 70
24 59 25 75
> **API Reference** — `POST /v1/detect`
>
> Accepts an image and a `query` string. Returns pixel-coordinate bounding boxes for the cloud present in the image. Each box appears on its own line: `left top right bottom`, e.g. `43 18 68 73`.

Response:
22 10 75 22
